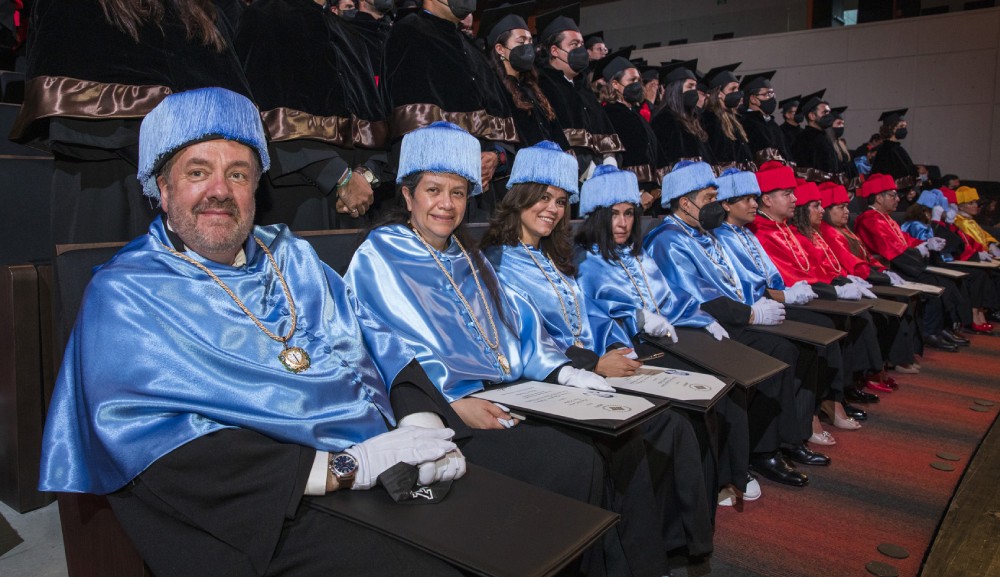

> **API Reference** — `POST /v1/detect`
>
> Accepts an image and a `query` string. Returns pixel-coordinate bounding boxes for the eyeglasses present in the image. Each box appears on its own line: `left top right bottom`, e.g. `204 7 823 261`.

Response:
756 90 775 99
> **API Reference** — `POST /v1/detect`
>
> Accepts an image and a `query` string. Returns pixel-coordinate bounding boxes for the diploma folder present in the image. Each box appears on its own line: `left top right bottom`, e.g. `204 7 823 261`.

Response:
925 265 969 279
747 319 847 346
643 328 790 388
472 381 671 436
787 299 872 316
307 464 618 577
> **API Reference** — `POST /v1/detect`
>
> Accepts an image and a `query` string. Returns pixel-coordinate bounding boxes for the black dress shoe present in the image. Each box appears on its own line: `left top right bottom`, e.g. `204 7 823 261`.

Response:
845 387 880 403
925 333 959 352
750 452 809 486
843 403 867 421
783 443 831 466
940 329 970 346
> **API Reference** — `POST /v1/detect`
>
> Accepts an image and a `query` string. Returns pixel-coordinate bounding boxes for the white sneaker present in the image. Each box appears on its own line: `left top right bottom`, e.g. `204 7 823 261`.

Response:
744 474 762 501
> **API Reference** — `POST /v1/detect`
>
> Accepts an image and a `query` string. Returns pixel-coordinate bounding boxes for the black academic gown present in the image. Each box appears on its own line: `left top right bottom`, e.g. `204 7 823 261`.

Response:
702 110 752 166
504 76 570 150
10 0 251 244
346 11 392 80
650 108 714 167
741 109 791 165
780 122 801 161
384 10 518 221
536 65 623 175
872 140 917 187
791 126 839 174
236 0 390 230
603 101 661 192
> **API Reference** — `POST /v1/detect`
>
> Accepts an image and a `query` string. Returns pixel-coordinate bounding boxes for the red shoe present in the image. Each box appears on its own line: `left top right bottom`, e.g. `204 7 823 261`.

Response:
866 379 894 392
969 323 993 334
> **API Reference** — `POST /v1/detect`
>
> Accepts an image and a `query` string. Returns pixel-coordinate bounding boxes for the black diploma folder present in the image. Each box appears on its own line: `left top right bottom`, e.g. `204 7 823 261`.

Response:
643 327 790 388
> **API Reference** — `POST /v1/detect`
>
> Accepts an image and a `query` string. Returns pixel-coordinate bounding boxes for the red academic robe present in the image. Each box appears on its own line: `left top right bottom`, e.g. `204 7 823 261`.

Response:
792 228 845 283
853 208 923 260
748 217 822 285
819 222 887 278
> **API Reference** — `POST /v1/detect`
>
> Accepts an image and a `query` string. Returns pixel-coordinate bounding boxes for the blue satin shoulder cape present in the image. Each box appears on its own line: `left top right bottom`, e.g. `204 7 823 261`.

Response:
345 225 570 403
484 243 600 353
575 244 713 351
901 220 932 241
40 219 414 495
715 222 786 303
644 216 749 306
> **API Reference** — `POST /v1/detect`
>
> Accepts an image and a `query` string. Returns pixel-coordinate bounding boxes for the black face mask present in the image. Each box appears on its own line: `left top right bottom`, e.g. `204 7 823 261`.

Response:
894 128 908 140
561 46 590 73
372 0 393 13
817 114 835 129
723 91 742 110
507 44 535 72
623 82 644 104
682 89 699 111
340 8 358 19
697 201 727 230
440 0 475 20
793 112 805 124
833 126 845 139
759 98 777 116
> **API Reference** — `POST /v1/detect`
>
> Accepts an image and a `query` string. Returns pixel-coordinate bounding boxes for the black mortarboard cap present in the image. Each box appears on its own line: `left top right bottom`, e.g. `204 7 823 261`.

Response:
592 48 633 81
704 62 742 89
640 66 659 83
537 3 581 43
600 56 636 82
584 30 605 48
479 1 535 47
659 59 698 85
740 70 775 93
695 68 708 92
830 106 847 119
778 94 801 112
878 108 908 124
798 89 827 115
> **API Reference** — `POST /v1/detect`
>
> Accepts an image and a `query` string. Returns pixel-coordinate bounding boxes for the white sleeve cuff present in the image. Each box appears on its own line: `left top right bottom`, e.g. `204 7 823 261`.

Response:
305 451 329 496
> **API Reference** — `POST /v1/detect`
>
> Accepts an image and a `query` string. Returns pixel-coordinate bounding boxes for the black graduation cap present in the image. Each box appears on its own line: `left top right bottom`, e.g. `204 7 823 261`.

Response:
830 106 847 119
478 1 536 47
599 56 637 82
778 94 801 112
640 66 659 83
584 30 605 48
879 108 908 125
591 47 632 81
536 3 581 43
740 70 775 93
703 62 741 90
798 89 827 115
695 68 709 92
659 59 698 85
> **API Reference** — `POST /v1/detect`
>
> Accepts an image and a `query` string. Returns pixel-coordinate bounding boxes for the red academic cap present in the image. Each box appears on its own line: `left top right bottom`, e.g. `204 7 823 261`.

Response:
939 186 958 205
755 160 797 193
858 174 896 198
818 182 849 208
794 181 822 206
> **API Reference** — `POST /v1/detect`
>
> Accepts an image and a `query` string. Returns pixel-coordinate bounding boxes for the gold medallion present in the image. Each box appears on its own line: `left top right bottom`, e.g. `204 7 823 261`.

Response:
575 340 585 348
498 353 511 375
280 346 311 373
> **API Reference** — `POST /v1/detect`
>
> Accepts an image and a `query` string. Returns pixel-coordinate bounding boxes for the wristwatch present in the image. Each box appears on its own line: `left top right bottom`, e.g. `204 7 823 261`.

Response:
354 166 380 188
328 452 358 490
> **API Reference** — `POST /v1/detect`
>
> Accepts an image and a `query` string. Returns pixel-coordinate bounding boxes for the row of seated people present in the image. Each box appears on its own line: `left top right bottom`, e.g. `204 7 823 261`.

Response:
42 87 997 577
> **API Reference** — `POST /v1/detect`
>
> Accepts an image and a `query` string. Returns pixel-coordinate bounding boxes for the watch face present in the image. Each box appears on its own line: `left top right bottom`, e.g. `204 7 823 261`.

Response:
332 453 358 476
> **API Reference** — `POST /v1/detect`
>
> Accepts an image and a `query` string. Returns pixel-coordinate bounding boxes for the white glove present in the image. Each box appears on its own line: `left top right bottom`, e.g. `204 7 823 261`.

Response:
847 275 873 288
990 244 1000 258
931 205 944 222
558 365 615 392
782 280 818 305
945 209 957 224
393 413 466 485
640 309 677 341
750 298 785 325
859 285 877 299
978 251 993 262
886 271 905 286
916 243 930 258
835 283 863 300
926 237 946 251
602 155 619 167
344 426 458 490
705 321 729 340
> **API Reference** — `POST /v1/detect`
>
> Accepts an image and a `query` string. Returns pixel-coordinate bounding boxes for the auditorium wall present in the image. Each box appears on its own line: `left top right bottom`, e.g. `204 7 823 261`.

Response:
585 6 1000 181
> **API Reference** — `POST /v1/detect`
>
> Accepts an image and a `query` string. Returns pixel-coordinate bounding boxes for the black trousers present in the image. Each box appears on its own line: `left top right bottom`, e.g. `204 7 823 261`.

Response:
728 330 802 454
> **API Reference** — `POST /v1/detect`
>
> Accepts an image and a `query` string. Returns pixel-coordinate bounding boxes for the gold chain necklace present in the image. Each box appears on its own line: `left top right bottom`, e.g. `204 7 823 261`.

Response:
411 228 511 375
619 254 660 314
774 220 812 272
872 208 907 246
520 242 584 347
671 216 744 301
812 233 843 274
159 236 311 373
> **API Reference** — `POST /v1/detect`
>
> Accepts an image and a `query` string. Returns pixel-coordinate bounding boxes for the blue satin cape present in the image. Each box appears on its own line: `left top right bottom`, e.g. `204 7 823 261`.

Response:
644 216 749 306
714 222 787 304
40 219 413 494
484 243 600 352
345 225 570 402
575 245 713 351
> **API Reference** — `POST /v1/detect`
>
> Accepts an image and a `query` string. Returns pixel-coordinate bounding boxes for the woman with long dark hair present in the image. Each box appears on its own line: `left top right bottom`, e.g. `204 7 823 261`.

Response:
700 64 752 169
651 61 714 169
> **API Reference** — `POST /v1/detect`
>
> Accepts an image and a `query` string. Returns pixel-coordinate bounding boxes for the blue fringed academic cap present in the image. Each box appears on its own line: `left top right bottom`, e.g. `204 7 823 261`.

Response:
579 165 640 217
397 122 483 197
916 189 945 210
138 87 270 201
661 160 717 207
715 168 761 202
507 141 579 199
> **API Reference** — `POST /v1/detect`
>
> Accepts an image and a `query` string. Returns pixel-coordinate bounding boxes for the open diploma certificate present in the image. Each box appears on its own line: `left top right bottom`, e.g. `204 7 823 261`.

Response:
473 382 655 422
606 366 728 402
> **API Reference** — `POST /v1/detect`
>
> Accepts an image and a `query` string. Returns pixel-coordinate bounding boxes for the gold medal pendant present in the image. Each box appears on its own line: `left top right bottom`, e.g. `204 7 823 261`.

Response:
280 346 311 373
575 340 585 348
497 353 511 375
